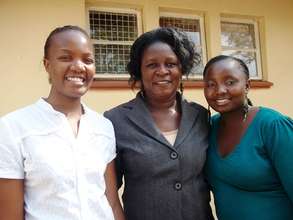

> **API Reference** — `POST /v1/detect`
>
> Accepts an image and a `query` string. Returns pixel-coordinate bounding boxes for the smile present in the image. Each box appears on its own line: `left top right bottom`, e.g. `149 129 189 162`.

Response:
154 80 171 85
215 98 230 106
65 76 85 84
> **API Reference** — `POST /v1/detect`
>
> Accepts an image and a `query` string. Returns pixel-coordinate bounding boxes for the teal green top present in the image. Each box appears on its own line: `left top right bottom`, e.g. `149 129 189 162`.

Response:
205 107 293 220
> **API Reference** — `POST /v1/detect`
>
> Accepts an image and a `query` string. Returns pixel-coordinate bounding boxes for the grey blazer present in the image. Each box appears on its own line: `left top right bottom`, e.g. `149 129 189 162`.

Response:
104 93 213 220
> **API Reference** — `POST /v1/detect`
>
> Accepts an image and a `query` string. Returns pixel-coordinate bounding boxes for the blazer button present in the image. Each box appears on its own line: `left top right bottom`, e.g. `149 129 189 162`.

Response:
170 151 178 159
174 182 182 191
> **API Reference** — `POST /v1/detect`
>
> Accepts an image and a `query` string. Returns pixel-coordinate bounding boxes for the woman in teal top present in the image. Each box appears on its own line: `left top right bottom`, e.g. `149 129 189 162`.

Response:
203 55 293 220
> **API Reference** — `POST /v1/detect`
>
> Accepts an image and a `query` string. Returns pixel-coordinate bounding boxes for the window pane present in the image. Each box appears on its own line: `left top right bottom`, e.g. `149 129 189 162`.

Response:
160 16 205 76
160 16 201 45
89 10 138 41
222 50 258 77
189 46 204 76
221 22 255 49
94 44 131 74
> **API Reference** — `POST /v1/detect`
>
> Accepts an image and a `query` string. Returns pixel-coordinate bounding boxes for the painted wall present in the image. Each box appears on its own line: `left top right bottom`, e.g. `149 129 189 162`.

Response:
1 0 293 117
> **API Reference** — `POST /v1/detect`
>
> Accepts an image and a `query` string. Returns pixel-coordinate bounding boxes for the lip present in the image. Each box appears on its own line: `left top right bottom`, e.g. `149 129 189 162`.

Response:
65 75 86 85
153 80 171 85
214 98 230 106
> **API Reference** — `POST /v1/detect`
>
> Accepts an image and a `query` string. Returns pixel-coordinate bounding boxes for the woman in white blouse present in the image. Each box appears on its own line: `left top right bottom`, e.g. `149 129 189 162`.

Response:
0 25 124 220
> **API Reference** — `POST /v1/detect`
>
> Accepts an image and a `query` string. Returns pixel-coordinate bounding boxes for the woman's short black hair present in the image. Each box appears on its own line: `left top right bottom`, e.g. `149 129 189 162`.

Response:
203 55 250 79
44 25 90 59
127 27 200 87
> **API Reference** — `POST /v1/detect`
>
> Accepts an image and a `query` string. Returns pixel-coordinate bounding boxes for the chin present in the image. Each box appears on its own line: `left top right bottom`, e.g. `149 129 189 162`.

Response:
209 104 230 114
67 90 87 99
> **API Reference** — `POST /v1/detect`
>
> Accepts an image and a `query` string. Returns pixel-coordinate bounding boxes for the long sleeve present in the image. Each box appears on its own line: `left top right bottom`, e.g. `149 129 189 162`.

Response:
264 114 293 202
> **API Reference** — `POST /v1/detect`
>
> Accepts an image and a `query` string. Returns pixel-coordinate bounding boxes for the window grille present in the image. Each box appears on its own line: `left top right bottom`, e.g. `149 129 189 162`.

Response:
89 9 140 77
160 13 207 77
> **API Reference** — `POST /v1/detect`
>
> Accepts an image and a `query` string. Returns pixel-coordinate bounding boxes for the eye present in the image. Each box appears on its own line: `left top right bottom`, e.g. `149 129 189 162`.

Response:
166 63 177 68
205 81 216 88
58 55 72 62
225 79 236 86
84 57 94 65
146 63 157 68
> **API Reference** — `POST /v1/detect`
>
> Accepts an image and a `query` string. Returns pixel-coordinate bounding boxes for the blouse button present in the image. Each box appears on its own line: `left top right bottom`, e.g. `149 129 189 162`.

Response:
174 182 182 191
170 151 178 159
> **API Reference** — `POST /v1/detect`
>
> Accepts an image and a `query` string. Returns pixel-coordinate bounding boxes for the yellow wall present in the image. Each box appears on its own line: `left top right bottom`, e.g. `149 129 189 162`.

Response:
1 0 293 117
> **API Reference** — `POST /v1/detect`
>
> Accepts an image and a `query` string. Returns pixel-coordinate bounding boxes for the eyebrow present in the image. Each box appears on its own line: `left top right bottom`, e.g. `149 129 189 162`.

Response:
58 48 93 55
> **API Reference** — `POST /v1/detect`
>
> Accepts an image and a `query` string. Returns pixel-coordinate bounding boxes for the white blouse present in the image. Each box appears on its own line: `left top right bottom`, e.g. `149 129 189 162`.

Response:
0 99 116 220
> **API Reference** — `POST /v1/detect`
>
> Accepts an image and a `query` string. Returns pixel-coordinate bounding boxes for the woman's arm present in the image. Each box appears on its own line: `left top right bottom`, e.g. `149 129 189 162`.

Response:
264 115 293 202
104 160 125 220
0 179 24 220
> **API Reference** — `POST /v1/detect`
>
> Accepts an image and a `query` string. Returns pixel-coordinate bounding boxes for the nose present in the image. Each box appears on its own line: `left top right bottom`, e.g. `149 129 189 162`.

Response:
156 64 169 76
70 60 86 73
216 84 227 95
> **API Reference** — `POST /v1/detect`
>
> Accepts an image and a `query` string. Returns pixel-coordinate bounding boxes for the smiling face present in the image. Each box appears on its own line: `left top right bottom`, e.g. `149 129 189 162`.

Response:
140 42 182 102
44 30 95 101
204 59 250 114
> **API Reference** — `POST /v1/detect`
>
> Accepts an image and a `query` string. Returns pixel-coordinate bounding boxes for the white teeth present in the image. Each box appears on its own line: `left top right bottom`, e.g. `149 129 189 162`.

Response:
216 99 230 105
156 81 169 85
66 76 85 83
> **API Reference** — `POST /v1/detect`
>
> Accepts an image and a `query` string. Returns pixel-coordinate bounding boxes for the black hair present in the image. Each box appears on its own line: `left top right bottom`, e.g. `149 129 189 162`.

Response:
44 25 90 59
203 55 253 106
203 55 250 79
127 27 200 88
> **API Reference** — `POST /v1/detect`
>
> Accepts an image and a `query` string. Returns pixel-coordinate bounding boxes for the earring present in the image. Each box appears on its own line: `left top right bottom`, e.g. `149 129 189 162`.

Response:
243 97 249 122
139 82 146 99
179 80 184 95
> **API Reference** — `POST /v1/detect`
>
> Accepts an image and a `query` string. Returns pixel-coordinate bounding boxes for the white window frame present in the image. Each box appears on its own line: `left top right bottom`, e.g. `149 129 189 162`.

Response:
220 17 263 79
159 11 207 79
86 7 142 79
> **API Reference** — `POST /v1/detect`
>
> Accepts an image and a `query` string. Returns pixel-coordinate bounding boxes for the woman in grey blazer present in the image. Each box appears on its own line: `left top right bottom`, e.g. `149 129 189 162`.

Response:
104 28 214 220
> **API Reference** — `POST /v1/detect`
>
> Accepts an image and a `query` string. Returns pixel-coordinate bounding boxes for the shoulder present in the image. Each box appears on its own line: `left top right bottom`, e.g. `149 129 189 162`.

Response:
104 97 137 120
0 102 42 143
2 102 38 123
0 102 40 130
255 107 293 133
257 107 291 124
83 106 115 136
182 97 208 115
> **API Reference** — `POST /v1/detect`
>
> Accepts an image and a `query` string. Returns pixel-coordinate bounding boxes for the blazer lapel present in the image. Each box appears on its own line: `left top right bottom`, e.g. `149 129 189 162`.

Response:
174 97 199 148
125 94 172 148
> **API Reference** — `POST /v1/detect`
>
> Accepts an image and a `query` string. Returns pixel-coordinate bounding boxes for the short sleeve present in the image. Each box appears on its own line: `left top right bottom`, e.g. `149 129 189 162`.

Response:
105 133 116 164
104 120 117 164
0 118 24 179
264 115 293 202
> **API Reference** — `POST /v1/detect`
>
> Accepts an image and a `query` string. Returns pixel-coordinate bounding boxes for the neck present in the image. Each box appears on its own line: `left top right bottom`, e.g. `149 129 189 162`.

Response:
145 93 178 112
45 93 83 119
220 107 248 126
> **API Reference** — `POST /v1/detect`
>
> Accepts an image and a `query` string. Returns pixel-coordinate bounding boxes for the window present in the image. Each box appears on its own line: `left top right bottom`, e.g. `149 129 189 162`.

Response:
160 12 207 79
87 8 142 79
221 17 262 79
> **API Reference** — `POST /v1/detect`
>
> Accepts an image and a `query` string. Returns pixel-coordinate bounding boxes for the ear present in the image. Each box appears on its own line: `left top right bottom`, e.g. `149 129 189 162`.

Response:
245 79 251 94
43 58 50 73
